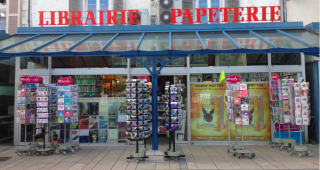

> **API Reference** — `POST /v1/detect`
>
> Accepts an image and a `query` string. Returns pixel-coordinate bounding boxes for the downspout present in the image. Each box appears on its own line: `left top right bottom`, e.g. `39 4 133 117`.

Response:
28 0 30 27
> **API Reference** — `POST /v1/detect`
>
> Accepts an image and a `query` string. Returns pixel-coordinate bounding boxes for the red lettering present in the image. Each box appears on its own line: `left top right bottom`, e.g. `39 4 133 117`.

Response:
171 9 182 24
246 7 259 22
50 11 56 25
98 10 104 25
85 11 97 25
39 11 49 25
220 7 232 22
58 11 69 25
120 10 126 24
208 8 219 22
233 7 244 22
70 11 82 25
107 10 118 25
181 9 194 24
128 10 140 25
270 6 281 21
196 8 207 23
261 6 268 21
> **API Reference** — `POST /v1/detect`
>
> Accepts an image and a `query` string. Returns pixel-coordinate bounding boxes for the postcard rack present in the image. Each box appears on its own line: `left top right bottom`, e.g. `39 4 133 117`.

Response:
125 79 150 163
225 83 255 159
163 84 185 161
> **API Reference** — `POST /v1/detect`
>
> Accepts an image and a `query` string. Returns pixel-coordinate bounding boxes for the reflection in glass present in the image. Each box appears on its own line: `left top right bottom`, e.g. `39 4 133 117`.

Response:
216 54 246 66
139 33 169 51
172 32 202 51
271 53 301 65
20 57 48 69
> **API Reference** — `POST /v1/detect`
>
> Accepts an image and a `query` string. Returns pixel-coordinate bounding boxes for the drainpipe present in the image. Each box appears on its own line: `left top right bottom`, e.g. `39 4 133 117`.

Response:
28 0 30 27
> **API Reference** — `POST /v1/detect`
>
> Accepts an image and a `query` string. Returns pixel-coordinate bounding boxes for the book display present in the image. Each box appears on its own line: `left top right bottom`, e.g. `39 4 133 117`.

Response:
125 79 150 163
163 84 185 161
225 78 255 159
269 77 312 157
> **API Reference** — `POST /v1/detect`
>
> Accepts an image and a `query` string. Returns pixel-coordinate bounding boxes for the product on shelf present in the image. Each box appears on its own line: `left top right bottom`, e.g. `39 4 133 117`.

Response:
125 79 150 140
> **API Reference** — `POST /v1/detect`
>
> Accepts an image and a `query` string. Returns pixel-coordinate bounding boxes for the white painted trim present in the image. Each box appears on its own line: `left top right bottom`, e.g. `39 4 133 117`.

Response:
13 57 20 146
190 66 269 74
301 52 308 144
130 67 187 76
268 53 274 142
17 0 21 27
51 68 127 75
187 55 191 145
270 65 303 72
7 14 19 16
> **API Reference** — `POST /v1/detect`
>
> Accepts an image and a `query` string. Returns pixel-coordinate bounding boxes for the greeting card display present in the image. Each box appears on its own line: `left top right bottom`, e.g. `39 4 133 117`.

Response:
55 85 79 123
17 84 36 125
36 86 49 124
164 85 183 131
125 79 150 140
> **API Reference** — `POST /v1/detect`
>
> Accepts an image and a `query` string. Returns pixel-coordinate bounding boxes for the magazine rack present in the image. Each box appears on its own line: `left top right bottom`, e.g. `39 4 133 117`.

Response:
163 84 185 161
125 79 150 163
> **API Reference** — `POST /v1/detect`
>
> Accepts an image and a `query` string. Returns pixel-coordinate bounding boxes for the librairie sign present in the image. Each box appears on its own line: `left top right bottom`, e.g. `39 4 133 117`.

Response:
39 6 281 26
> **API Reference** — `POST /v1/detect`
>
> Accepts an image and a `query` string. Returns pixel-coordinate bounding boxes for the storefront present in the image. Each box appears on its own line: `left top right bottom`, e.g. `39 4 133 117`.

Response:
0 22 319 150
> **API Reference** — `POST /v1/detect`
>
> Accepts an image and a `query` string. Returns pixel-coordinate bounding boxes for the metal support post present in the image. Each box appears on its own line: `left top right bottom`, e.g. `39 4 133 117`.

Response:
151 57 158 150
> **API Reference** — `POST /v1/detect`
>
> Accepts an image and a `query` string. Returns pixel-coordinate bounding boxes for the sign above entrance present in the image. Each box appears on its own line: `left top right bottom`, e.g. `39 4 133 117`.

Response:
58 76 74 86
226 75 241 83
272 73 279 81
20 75 43 84
39 6 281 26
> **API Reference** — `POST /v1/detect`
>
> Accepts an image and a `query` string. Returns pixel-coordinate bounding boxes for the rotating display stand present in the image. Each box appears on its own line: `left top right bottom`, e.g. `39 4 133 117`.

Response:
163 84 185 161
225 82 255 159
125 79 151 163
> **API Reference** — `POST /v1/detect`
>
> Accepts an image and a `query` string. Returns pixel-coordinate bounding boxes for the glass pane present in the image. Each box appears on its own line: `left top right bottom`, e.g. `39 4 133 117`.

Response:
88 0 97 25
52 56 127 68
72 34 115 52
135 57 152 67
162 56 185 67
253 30 309 49
105 33 142 52
198 31 236 50
217 54 246 66
226 31 271 49
172 32 202 51
282 29 319 47
2 35 62 53
139 33 169 51
271 53 301 65
246 53 268 65
36 34 89 52
20 57 48 69
199 0 207 23
0 35 35 49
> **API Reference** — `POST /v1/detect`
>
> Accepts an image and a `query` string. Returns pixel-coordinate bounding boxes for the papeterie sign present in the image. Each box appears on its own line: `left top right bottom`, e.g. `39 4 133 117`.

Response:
39 6 281 26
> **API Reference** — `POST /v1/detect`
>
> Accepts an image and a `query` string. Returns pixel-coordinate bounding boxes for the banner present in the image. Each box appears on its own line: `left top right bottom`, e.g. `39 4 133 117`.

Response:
191 82 271 142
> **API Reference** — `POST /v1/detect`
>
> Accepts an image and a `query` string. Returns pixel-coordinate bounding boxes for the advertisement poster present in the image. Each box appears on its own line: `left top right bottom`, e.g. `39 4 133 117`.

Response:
118 122 126 141
89 102 99 115
79 116 89 129
80 102 89 115
99 98 108 115
51 130 60 143
190 82 270 142
108 129 118 143
108 98 118 116
79 130 89 143
71 130 79 143
89 130 99 143
99 130 108 143
99 116 108 129
89 116 99 129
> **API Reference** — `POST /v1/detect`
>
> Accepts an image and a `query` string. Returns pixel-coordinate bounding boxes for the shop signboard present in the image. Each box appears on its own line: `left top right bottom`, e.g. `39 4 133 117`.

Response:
190 82 271 142
137 75 150 82
20 75 31 83
272 73 279 81
58 76 74 86
274 123 300 132
21 75 43 84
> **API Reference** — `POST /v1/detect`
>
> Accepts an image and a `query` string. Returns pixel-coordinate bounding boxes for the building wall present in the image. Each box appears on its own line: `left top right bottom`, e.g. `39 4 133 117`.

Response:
286 0 319 25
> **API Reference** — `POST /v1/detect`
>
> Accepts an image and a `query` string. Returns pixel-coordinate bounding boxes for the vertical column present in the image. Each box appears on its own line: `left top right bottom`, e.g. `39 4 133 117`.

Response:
151 57 158 150
127 58 130 79
187 55 191 145
14 57 21 145
268 53 274 142
301 52 308 143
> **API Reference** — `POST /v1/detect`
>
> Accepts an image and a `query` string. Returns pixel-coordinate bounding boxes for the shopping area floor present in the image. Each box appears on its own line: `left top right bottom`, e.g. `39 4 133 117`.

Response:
0 144 318 170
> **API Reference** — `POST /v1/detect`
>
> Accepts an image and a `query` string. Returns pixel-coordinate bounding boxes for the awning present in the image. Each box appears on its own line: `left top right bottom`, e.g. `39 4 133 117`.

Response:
0 22 318 57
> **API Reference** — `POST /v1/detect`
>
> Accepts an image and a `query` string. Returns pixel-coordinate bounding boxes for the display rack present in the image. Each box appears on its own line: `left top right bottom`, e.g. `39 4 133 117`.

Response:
163 84 185 161
34 85 53 156
125 79 150 163
225 82 255 159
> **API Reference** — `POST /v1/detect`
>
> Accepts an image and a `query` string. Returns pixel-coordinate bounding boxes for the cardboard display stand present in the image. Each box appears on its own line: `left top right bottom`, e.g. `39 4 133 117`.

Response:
125 79 150 163
163 84 185 161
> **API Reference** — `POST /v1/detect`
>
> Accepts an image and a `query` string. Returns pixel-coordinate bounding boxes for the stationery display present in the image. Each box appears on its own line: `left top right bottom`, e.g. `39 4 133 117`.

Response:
163 83 185 161
17 84 37 125
225 81 255 159
270 78 312 157
125 79 150 162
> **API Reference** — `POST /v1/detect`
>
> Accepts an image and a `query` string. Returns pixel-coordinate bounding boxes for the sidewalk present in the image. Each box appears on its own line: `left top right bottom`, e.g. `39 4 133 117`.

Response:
0 144 318 170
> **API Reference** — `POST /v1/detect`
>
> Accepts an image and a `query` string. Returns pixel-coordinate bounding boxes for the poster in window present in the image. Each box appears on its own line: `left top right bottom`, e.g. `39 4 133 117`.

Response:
51 130 60 143
99 98 108 115
108 99 118 116
118 98 126 115
80 102 89 115
89 102 99 115
99 116 108 129
98 130 108 143
108 129 118 143
118 122 126 140
72 122 79 129
112 56 127 67
89 116 99 129
79 116 89 129
71 130 79 143
89 130 99 143
79 130 89 143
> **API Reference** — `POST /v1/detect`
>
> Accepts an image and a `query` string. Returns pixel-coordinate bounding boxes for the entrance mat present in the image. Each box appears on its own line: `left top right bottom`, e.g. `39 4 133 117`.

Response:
0 157 12 161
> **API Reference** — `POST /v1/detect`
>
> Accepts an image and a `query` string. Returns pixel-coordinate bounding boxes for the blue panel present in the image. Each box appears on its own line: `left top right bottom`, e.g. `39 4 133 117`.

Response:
100 0 108 23
199 0 207 23
274 132 305 144
16 22 306 34
87 0 97 25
